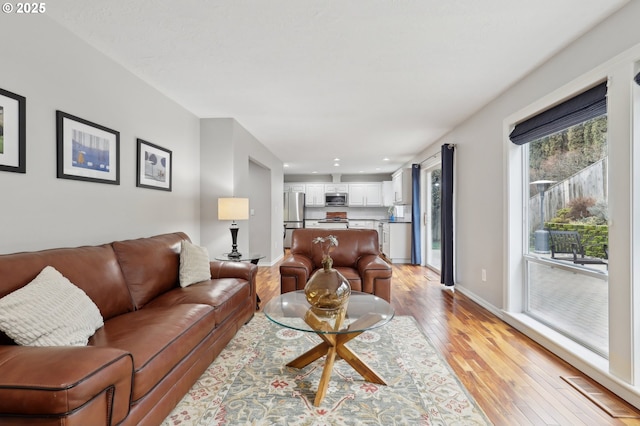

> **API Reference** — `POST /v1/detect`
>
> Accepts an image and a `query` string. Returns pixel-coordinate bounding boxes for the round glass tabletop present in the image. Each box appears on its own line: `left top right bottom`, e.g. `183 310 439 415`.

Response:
263 290 394 335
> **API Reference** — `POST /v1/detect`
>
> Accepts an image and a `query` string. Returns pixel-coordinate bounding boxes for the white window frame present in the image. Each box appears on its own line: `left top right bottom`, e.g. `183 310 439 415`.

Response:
503 50 640 406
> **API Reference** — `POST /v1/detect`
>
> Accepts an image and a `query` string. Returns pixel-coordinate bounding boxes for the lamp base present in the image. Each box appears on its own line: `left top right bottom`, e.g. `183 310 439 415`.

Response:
227 222 243 259
227 251 242 259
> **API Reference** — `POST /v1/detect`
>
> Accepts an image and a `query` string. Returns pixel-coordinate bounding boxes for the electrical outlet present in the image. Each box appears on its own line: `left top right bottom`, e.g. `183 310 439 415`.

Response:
481 269 487 282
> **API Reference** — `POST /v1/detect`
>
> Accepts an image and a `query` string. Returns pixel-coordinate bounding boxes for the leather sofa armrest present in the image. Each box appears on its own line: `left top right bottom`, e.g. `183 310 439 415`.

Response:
210 260 258 307
210 260 257 281
357 254 393 303
280 255 314 293
0 346 133 425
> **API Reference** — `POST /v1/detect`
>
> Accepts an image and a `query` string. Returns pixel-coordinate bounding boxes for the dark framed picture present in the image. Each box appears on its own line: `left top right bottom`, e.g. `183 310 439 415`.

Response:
0 88 26 173
136 138 172 191
56 111 120 185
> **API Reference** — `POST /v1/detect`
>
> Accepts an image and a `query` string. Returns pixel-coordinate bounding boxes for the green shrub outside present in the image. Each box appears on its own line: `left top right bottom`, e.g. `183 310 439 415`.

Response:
544 222 608 258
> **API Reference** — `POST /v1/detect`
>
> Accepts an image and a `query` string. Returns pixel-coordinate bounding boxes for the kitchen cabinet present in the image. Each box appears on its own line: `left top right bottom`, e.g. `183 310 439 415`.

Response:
382 222 390 257
318 222 348 229
382 181 394 206
324 183 348 193
284 183 305 192
305 184 325 207
392 168 412 205
348 183 382 207
381 222 411 264
348 220 376 229
306 220 348 229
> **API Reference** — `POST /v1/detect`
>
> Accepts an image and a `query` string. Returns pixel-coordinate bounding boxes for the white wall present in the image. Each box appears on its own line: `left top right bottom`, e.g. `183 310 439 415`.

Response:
200 118 284 264
249 160 273 262
0 15 201 253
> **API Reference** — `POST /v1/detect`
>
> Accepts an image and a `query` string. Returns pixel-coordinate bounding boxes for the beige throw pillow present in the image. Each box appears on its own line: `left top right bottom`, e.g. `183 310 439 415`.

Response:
0 266 104 346
179 240 212 287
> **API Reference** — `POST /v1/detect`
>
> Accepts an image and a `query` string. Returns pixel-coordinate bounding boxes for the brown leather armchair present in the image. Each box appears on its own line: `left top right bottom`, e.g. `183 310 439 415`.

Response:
280 228 392 302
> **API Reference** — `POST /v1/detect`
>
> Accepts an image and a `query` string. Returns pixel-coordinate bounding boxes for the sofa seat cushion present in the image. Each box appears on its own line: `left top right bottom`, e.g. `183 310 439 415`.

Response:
143 278 251 326
89 303 215 402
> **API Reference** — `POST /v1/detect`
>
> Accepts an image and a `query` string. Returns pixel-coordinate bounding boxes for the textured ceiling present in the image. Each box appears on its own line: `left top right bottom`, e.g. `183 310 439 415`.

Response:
47 0 627 175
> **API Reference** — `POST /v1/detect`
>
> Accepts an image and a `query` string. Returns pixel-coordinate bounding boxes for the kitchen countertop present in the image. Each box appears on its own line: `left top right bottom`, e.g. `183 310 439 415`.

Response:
307 218 411 223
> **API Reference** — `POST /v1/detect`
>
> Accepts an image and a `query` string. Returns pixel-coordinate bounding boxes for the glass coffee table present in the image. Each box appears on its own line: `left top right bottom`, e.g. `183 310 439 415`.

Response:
263 290 394 406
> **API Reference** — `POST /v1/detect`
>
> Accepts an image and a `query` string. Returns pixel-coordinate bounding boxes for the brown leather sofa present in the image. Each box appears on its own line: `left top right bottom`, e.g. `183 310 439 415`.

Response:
0 232 256 426
280 228 392 302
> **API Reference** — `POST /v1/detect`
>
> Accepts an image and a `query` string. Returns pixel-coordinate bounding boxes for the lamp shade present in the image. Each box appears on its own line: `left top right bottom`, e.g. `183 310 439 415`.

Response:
218 198 249 221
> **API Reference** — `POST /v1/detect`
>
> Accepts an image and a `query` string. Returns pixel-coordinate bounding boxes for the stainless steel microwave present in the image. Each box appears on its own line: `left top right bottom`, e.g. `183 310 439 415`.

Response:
325 193 348 206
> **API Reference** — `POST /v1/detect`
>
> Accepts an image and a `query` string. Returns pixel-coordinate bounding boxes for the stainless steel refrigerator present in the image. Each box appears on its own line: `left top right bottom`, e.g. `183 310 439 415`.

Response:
284 192 305 248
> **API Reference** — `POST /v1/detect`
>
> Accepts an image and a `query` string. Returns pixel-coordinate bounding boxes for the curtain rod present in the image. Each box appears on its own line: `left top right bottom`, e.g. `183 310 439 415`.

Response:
418 143 457 165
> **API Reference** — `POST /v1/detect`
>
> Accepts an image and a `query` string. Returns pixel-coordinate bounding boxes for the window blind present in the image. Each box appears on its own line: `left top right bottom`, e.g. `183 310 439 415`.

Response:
509 82 607 145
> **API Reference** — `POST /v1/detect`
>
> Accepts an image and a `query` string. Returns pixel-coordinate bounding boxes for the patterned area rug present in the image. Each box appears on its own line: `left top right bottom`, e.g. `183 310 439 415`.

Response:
163 314 491 425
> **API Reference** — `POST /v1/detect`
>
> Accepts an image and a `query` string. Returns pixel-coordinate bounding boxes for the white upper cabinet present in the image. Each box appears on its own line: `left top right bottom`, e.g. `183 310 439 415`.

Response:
305 184 325 206
324 183 348 193
348 183 382 207
382 181 394 206
284 183 306 192
392 168 412 205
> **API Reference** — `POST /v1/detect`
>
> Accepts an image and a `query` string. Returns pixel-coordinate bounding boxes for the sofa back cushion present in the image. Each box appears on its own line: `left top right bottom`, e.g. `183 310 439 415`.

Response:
0 244 134 321
112 232 189 309
290 229 380 269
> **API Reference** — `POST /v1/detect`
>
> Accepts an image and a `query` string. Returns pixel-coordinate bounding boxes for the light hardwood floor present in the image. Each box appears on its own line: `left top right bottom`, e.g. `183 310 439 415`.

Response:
255 258 640 425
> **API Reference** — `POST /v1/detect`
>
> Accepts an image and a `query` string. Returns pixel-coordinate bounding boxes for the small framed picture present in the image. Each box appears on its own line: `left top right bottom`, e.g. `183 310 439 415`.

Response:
56 111 120 185
0 88 26 173
136 138 172 191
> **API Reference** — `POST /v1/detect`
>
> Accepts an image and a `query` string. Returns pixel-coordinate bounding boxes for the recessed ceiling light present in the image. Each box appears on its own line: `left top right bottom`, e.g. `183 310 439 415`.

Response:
334 158 340 162
312 171 318 174
334 163 340 167
283 163 289 168
383 158 390 161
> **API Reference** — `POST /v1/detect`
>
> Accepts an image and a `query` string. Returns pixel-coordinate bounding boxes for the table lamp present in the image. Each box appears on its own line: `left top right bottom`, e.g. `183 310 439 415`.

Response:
218 197 249 259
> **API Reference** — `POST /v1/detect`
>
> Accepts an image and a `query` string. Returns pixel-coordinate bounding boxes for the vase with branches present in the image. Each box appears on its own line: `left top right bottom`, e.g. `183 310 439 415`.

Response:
304 235 351 311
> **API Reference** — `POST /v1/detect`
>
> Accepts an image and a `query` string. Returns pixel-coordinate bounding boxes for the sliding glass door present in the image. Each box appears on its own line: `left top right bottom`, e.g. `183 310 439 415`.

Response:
422 163 441 272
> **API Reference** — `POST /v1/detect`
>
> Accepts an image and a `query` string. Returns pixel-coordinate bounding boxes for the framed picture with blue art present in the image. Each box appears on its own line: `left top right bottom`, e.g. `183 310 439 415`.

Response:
56 111 120 184
0 87 26 173
136 138 172 191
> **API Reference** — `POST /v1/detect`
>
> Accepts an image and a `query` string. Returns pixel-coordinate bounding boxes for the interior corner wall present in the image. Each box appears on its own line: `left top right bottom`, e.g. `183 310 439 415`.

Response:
248 160 272 262
0 15 201 254
200 118 284 263
409 0 640 311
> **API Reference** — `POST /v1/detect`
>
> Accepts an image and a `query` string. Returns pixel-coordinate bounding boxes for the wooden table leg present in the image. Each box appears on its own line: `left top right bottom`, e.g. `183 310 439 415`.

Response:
336 341 386 385
286 308 388 406
314 340 339 406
